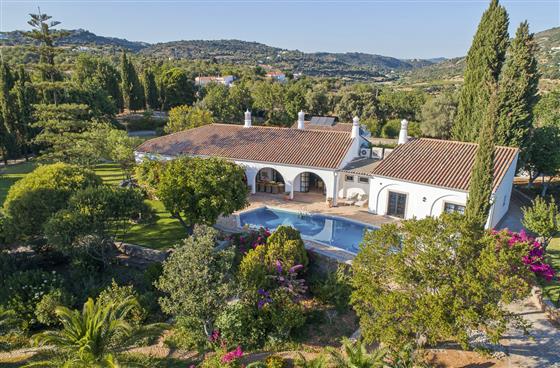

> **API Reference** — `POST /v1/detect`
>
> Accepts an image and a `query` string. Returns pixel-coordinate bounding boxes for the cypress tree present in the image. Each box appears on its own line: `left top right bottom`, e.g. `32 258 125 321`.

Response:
465 84 498 232
120 51 144 111
452 0 509 142
143 68 158 110
495 21 539 151
0 62 17 163
13 66 33 159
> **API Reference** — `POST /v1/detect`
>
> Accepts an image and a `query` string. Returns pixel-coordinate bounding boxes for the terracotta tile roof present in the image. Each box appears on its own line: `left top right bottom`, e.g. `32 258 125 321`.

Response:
342 158 381 175
370 138 518 192
135 123 354 170
290 121 353 132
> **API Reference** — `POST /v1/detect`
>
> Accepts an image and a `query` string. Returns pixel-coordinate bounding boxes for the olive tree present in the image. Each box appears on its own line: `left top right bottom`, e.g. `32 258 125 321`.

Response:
156 225 234 339
136 157 248 234
522 196 560 248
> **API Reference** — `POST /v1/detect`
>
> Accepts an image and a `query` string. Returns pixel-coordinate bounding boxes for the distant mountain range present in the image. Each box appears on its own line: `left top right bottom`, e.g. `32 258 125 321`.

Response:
1 26 558 81
406 26 560 81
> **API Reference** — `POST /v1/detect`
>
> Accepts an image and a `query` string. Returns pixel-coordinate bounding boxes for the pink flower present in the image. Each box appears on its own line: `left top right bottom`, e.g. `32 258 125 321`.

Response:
221 346 243 363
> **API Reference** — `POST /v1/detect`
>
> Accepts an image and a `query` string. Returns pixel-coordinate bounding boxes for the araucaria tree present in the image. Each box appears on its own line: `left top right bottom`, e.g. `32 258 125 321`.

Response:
452 0 509 142
496 21 539 151
464 86 498 231
136 157 248 234
120 51 144 111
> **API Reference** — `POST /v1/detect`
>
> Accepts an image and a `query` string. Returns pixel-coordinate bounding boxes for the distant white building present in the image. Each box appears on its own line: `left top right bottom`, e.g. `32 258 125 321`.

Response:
265 71 286 82
195 75 235 87
135 114 517 229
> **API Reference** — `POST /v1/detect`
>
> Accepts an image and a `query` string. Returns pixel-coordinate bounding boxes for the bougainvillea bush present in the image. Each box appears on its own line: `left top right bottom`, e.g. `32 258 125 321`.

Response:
492 228 555 281
351 213 554 349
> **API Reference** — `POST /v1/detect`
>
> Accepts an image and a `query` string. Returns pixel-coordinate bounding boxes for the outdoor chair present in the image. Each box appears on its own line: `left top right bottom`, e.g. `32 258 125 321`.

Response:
340 193 359 206
354 194 369 207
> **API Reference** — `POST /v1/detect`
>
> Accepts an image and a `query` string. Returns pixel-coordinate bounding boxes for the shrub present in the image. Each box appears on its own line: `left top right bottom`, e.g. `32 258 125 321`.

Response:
239 226 308 290
2 163 101 239
35 289 73 326
215 301 268 348
381 119 401 138
97 280 147 325
265 355 287 368
310 265 352 312
1 270 64 330
267 290 306 341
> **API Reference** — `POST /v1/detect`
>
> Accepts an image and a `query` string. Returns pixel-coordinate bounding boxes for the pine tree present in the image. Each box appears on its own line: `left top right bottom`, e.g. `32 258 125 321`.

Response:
452 0 509 142
143 68 158 110
120 51 144 112
465 84 498 232
495 21 539 151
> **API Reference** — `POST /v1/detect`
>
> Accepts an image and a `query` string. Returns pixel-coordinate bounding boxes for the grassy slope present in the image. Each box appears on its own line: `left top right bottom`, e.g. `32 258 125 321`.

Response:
0 161 186 250
542 237 560 306
93 163 187 249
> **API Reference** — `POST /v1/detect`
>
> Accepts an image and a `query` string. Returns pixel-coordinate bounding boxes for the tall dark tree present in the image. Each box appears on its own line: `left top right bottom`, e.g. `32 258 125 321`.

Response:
12 66 34 159
143 68 158 110
25 9 66 104
465 85 498 232
495 21 539 151
452 0 509 142
0 63 17 164
120 51 144 111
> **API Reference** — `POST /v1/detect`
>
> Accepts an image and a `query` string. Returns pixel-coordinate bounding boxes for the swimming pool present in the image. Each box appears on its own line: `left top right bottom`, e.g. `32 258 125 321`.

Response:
238 207 376 253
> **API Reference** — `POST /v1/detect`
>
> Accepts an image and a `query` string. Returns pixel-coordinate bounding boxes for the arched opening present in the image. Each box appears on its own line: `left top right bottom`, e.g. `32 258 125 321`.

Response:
297 172 326 195
292 171 328 203
255 168 286 194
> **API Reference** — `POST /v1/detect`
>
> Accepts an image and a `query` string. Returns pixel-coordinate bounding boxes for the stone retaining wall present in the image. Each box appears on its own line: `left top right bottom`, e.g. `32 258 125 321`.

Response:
532 287 560 325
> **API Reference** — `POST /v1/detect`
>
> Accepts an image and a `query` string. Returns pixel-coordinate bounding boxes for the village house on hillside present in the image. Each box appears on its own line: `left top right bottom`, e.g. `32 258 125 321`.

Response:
135 111 518 229
194 75 235 87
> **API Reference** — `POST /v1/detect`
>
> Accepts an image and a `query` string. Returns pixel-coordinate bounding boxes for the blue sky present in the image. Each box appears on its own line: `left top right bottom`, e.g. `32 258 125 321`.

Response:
1 0 558 59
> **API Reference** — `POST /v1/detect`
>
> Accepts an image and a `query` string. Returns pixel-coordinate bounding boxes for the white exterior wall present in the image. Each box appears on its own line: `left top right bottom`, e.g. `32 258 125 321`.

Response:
487 152 518 228
368 176 468 219
338 174 370 199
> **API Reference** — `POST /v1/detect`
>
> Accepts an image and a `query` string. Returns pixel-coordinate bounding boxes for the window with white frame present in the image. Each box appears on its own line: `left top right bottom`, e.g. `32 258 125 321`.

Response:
358 176 369 184
345 175 354 182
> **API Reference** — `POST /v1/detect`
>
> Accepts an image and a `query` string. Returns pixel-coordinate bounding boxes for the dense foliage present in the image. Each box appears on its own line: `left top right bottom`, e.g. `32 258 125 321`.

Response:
351 214 550 349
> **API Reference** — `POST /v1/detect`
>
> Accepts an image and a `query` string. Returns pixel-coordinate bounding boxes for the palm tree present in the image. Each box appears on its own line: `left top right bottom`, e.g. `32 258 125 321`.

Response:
25 296 165 368
327 338 387 368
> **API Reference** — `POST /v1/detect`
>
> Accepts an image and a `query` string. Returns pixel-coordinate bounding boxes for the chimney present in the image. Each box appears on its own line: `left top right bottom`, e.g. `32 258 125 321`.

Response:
297 110 305 130
398 119 409 145
244 109 252 128
351 116 360 139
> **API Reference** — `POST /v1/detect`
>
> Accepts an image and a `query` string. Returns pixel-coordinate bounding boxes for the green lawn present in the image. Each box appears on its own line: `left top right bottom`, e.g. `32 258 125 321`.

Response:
542 237 560 306
0 161 37 205
0 161 186 250
93 163 187 249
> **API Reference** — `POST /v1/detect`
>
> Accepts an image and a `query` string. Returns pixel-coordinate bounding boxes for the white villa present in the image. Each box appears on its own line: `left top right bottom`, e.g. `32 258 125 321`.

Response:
135 111 518 229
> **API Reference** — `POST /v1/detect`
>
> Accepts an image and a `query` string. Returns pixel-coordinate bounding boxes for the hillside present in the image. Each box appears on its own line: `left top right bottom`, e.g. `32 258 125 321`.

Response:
406 26 560 82
0 29 148 52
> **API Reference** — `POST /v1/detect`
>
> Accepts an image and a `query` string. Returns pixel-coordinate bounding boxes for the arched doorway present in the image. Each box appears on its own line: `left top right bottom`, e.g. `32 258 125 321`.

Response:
255 168 286 194
298 172 326 194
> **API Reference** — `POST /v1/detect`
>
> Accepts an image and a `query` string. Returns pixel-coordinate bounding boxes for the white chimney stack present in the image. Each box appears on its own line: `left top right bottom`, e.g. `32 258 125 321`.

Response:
351 116 360 139
244 109 252 128
297 110 305 130
398 119 409 145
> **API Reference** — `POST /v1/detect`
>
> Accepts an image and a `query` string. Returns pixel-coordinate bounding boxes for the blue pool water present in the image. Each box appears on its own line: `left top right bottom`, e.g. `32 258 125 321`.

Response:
239 207 376 253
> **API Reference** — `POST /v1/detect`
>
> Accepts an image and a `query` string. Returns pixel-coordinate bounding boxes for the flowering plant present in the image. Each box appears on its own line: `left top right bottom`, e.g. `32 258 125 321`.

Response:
492 229 555 281
268 260 307 300
229 227 270 255
221 346 243 364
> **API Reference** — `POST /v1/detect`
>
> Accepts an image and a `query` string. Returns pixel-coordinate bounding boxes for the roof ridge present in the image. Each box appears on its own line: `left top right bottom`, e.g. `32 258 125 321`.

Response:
417 137 518 151
210 123 351 136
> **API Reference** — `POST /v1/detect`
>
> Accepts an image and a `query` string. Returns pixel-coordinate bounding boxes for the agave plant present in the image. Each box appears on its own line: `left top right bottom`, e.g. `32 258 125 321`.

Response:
294 352 329 368
24 296 165 368
327 338 387 368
